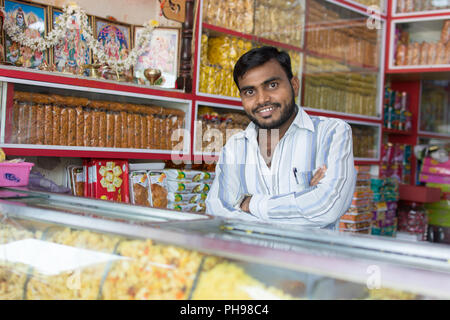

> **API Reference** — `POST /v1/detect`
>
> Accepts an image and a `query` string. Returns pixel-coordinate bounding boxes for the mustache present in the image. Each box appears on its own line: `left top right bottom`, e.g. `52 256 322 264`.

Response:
252 102 281 113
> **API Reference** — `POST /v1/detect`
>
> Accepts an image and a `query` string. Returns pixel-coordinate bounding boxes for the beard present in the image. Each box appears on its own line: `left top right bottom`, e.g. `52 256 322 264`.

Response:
245 89 297 130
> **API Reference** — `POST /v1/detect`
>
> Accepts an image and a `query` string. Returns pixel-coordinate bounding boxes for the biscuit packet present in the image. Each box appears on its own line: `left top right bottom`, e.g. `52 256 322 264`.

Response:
147 172 168 209
129 171 151 206
168 202 206 213
166 181 211 194
167 192 207 203
164 169 215 183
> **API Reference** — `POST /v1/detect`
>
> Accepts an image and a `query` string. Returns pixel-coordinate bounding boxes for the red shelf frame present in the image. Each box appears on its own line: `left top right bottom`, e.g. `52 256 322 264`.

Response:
383 128 413 135
1 147 179 160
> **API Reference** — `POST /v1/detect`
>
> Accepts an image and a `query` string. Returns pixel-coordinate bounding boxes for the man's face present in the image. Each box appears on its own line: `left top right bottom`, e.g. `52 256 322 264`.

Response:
237 59 299 129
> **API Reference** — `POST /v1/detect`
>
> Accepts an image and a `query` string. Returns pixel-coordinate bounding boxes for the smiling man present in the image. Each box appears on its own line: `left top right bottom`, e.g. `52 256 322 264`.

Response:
205 46 356 229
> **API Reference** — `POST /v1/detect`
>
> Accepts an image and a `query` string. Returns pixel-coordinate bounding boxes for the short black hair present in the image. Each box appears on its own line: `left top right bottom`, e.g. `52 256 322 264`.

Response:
233 46 293 90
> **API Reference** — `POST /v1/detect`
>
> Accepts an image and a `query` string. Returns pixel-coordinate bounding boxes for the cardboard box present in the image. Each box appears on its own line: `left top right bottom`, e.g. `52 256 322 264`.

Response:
93 160 130 203
399 184 441 203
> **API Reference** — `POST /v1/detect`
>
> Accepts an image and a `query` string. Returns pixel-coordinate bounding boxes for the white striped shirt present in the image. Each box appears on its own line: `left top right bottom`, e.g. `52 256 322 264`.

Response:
205 107 357 229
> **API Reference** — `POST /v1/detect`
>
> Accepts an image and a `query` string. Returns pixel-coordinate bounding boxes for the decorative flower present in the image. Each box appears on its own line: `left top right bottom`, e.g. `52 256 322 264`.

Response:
2 4 157 75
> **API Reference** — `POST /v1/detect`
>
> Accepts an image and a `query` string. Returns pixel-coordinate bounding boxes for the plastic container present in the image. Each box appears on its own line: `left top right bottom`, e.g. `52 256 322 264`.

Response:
0 162 34 186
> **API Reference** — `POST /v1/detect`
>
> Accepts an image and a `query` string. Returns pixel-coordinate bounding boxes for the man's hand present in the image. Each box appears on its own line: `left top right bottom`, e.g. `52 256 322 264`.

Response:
239 166 326 214
310 165 327 186
240 195 252 213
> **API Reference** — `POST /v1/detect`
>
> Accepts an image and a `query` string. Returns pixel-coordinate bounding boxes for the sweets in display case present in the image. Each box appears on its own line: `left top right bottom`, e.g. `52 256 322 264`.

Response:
10 91 185 150
307 0 380 69
202 0 254 34
0 223 302 300
304 56 378 116
199 33 302 98
202 0 304 47
396 0 450 13
254 0 304 47
195 106 250 153
394 20 450 66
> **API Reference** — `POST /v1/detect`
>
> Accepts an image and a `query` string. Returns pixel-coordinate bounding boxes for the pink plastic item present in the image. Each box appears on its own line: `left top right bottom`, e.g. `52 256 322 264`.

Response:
0 162 34 186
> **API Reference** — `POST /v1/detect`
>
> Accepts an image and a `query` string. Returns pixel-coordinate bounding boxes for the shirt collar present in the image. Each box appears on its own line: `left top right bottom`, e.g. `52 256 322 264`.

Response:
243 106 315 140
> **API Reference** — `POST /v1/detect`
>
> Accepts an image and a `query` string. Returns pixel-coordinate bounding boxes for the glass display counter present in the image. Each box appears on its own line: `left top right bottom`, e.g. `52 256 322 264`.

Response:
1 187 450 300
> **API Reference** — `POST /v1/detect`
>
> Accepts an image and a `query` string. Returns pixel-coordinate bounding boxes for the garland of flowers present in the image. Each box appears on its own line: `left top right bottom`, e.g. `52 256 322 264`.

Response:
1 3 159 73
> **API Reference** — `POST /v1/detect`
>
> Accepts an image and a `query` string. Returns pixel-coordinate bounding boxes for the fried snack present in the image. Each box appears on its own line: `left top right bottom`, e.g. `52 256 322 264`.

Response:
366 288 418 300
101 240 204 300
130 171 150 206
192 260 294 300
0 224 40 300
151 184 168 208
25 228 121 300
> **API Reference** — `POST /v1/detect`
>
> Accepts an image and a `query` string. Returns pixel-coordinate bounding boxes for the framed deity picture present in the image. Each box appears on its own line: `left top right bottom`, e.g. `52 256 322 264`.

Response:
133 27 180 88
94 17 132 80
50 7 92 76
3 0 48 69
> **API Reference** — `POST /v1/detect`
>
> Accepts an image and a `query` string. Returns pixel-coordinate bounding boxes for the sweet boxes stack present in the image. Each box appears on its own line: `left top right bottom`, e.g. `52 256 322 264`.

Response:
164 169 215 213
370 178 399 237
83 159 130 203
339 166 374 234
129 170 168 209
